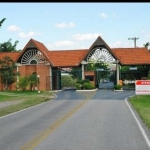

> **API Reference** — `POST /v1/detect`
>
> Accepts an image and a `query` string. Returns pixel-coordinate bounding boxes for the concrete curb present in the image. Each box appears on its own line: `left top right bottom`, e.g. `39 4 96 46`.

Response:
76 88 98 92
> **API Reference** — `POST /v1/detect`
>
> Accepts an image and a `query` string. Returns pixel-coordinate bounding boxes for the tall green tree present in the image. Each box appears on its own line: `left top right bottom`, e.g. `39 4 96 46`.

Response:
0 38 19 52
0 18 6 28
0 56 19 90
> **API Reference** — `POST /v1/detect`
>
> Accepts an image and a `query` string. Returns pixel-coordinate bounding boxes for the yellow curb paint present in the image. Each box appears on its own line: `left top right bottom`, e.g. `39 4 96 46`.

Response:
20 91 96 150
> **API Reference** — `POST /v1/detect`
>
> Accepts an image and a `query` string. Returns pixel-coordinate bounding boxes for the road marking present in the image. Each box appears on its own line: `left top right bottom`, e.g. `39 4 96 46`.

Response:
125 97 150 148
20 91 96 150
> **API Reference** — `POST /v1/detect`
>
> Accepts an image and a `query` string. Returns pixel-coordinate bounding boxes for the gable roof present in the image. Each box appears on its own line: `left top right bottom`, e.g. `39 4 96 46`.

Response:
48 49 88 67
82 36 118 61
111 47 150 65
2 37 150 67
16 39 53 65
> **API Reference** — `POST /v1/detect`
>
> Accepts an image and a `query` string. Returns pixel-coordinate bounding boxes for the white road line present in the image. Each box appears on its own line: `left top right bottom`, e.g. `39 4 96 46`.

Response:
125 97 150 148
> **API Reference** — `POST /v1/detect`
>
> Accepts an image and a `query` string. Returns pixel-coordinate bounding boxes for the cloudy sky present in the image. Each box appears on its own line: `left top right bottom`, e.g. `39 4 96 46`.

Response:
1 2 150 51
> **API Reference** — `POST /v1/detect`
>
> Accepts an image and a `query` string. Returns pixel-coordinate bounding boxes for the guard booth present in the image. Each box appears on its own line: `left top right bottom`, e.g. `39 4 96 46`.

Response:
84 71 96 87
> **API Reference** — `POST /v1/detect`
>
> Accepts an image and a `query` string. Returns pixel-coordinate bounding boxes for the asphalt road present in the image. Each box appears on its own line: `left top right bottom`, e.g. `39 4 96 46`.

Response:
0 89 149 150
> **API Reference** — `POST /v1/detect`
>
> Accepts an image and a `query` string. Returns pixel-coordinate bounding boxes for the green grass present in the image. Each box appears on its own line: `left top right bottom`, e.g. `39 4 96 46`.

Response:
129 95 150 130
0 90 55 117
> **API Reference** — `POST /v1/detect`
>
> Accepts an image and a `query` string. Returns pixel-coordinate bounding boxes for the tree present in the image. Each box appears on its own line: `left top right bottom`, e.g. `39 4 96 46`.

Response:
0 56 19 90
143 42 150 50
95 62 110 80
16 75 29 91
86 62 110 81
0 38 19 52
0 18 19 52
0 18 6 28
28 73 38 91
70 67 82 80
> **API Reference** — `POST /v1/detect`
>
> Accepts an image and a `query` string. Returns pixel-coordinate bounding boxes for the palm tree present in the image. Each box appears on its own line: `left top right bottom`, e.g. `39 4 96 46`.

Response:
143 42 150 50
0 18 6 28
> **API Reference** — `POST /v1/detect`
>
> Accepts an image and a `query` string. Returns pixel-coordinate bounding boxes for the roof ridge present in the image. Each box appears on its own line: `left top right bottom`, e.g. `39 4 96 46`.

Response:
30 38 43 44
49 49 89 52
111 47 146 49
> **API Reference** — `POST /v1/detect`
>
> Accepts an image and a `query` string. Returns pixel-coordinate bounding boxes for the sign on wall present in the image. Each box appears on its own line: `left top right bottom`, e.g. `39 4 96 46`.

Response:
135 80 150 95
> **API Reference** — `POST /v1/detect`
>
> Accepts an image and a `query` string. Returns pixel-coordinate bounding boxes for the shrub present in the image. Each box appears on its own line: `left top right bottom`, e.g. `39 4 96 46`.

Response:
76 79 90 85
83 82 95 90
114 84 122 90
76 83 82 90
76 79 95 90
16 76 29 91
61 75 76 88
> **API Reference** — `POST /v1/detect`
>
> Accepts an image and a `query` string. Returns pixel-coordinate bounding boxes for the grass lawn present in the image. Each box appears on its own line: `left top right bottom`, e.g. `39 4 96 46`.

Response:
0 90 55 117
129 95 150 130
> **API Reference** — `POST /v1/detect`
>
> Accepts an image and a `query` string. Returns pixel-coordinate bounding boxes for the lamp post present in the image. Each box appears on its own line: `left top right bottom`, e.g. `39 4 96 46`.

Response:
37 75 40 93
113 60 119 85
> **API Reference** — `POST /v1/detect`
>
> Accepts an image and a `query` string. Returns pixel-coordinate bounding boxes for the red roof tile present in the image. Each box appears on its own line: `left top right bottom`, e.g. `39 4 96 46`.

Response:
48 49 88 67
111 47 150 65
0 52 20 62
2 38 150 67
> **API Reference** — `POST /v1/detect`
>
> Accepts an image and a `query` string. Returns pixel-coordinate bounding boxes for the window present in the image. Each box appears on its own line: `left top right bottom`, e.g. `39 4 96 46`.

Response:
85 75 94 81
30 60 37 64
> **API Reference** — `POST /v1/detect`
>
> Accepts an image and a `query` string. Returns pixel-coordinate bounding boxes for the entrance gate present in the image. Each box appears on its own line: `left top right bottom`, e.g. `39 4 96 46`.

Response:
46 69 82 91
85 46 118 89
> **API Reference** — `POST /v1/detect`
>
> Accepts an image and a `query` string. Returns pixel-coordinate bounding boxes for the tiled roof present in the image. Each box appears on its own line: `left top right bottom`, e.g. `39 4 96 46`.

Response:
0 52 20 62
16 39 53 65
111 47 150 65
2 38 150 67
48 49 89 67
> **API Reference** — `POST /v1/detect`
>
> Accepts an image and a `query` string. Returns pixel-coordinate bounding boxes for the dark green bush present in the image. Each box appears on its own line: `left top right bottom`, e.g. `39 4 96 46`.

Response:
76 79 95 90
114 84 122 90
76 83 82 90
76 79 90 85
83 82 95 89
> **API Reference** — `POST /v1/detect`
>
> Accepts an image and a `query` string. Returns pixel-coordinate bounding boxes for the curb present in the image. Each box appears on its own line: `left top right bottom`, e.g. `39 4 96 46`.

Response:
76 88 98 92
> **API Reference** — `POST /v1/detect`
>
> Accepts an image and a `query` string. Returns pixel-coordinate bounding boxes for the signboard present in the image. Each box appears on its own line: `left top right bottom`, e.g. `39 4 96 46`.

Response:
96 68 104 71
135 80 150 95
129 67 137 70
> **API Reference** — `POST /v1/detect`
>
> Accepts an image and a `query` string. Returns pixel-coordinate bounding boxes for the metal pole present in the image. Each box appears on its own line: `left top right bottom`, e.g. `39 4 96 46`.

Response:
37 75 40 93
128 37 139 48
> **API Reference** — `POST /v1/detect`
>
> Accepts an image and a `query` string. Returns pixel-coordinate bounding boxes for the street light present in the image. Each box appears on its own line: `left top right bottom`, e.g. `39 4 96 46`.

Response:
37 75 40 93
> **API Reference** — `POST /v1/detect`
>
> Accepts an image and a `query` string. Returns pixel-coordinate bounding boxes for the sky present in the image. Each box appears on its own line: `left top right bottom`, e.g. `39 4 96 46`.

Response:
1 2 150 51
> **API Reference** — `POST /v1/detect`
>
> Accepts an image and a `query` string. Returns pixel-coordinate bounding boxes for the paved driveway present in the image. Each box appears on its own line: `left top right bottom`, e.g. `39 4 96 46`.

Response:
34 89 150 150
0 89 149 150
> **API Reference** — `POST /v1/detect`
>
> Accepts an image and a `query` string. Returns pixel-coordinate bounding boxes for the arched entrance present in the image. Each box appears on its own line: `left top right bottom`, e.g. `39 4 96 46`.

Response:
84 46 118 89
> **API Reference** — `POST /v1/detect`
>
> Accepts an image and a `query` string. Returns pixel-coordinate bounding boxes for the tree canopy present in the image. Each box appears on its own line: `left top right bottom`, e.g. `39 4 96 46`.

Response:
0 56 19 90
0 18 19 52
0 38 19 52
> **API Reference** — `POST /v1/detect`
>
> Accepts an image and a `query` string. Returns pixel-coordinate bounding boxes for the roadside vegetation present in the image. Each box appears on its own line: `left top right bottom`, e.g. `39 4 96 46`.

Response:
0 90 55 117
128 95 150 130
